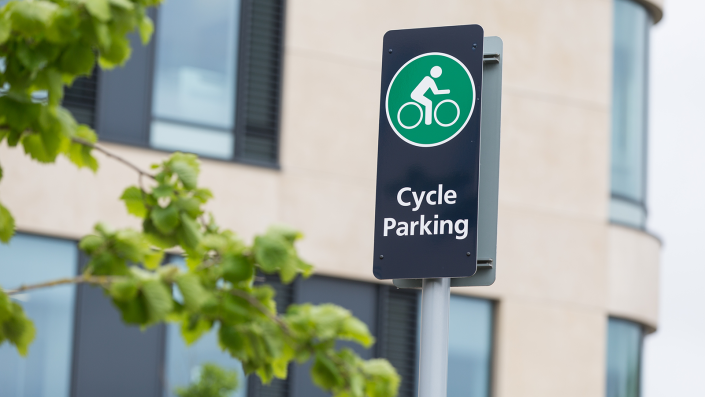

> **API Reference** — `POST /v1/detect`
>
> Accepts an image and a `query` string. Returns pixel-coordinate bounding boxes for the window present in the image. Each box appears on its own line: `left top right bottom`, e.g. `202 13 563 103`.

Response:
163 256 248 397
94 0 285 165
377 286 420 397
0 234 78 397
150 0 240 159
610 0 651 228
411 293 494 397
606 318 644 397
447 295 493 397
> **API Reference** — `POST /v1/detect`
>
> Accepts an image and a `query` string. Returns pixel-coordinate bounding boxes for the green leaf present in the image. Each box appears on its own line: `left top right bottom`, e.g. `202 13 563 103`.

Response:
177 213 202 251
143 218 179 249
0 201 16 243
150 204 179 234
42 68 65 106
37 109 66 157
112 295 149 324
2 302 36 356
98 34 131 68
181 314 212 345
0 16 11 45
175 273 208 311
218 323 245 354
120 186 147 218
59 44 96 76
9 1 59 36
268 224 303 243
362 359 400 397
168 153 200 189
222 254 254 284
175 363 238 397
0 288 12 322
78 234 104 253
193 188 213 203
109 278 139 301
143 249 164 270
152 184 173 199
253 234 290 273
113 228 150 263
22 133 56 163
46 7 80 43
109 0 134 10
311 353 344 390
175 197 201 218
138 15 153 45
66 125 99 171
83 0 111 21
339 317 374 348
311 304 350 341
141 279 173 323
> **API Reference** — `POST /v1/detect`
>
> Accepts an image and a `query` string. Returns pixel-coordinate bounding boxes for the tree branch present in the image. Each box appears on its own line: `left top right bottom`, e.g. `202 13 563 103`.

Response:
229 288 293 336
3 275 119 295
71 137 156 180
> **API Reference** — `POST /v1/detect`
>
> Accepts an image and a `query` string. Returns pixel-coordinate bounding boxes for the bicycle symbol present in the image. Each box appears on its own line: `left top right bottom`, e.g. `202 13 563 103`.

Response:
395 65 460 130
397 99 460 129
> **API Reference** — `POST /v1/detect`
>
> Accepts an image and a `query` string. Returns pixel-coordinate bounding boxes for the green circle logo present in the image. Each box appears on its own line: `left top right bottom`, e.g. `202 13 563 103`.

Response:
385 52 475 147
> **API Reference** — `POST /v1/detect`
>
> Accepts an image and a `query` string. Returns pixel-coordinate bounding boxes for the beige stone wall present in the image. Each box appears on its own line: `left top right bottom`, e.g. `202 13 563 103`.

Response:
608 225 661 331
0 0 662 396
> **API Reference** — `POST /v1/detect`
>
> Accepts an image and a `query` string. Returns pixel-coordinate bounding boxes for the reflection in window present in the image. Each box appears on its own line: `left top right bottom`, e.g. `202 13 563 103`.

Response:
610 0 651 228
163 257 247 397
448 295 493 397
0 234 77 397
606 318 643 397
151 0 240 159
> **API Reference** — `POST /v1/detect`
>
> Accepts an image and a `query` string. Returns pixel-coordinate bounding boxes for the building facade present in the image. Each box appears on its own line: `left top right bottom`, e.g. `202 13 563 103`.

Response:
0 0 663 396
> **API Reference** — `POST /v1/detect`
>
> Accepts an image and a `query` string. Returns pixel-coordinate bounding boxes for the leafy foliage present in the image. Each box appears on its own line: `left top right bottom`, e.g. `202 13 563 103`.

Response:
175 363 239 397
0 0 160 242
0 1 400 395
1 153 400 397
0 287 36 356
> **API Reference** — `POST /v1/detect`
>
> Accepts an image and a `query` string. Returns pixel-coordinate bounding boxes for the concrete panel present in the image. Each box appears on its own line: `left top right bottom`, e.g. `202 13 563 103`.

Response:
0 143 280 242
278 171 376 281
494 299 606 397
285 0 612 106
498 93 610 222
607 224 661 330
279 52 380 181
485 204 609 309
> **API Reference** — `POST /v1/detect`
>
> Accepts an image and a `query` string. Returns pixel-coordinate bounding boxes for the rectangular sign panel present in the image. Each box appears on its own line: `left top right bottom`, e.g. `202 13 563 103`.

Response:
373 25 484 280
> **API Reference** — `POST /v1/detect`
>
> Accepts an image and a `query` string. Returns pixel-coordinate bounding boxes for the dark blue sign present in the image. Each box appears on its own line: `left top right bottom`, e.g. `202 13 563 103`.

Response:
373 25 484 280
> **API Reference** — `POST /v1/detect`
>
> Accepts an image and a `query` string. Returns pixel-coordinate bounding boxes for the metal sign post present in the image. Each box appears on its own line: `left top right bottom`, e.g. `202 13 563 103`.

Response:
418 278 450 397
372 25 502 397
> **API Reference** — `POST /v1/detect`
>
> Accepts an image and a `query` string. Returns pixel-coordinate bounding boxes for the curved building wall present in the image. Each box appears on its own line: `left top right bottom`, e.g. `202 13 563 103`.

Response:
0 0 664 396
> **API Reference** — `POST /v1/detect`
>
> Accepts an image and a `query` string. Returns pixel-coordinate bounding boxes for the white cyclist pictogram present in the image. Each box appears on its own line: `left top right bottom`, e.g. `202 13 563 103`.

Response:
397 66 460 130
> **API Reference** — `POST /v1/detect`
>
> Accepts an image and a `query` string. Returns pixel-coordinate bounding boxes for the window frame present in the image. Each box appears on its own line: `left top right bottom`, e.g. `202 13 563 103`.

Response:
93 0 286 169
605 317 645 397
609 0 652 230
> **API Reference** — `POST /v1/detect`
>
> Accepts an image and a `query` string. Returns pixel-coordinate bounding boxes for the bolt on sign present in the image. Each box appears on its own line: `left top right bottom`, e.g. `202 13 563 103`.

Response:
373 25 484 280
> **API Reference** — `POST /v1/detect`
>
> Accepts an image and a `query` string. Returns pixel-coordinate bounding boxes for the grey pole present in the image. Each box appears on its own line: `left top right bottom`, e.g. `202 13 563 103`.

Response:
417 277 450 397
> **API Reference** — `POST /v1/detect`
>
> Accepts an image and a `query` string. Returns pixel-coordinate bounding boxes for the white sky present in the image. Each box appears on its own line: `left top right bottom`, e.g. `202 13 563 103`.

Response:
642 0 705 395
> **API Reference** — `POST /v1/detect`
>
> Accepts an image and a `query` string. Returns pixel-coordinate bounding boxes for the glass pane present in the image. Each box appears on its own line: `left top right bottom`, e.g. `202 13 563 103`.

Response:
163 257 247 397
163 326 248 397
150 120 235 160
151 0 240 157
611 0 650 203
0 234 77 397
447 296 493 397
606 318 643 397
610 196 646 228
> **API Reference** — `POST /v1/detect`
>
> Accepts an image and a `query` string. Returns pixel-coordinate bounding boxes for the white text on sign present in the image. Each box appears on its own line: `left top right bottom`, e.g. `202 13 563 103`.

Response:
383 185 469 240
